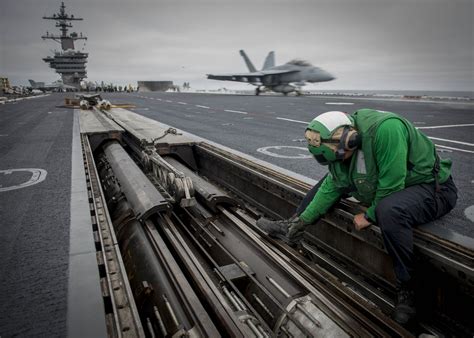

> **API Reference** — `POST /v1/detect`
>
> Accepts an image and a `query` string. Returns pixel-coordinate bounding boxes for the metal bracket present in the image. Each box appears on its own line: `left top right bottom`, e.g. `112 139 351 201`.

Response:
146 152 196 208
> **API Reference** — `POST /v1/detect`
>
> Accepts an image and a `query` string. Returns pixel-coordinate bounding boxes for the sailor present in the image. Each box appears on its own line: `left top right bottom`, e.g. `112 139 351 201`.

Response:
256 109 457 325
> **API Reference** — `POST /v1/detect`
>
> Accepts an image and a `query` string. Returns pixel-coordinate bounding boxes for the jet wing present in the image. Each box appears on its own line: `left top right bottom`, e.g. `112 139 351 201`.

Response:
207 71 264 81
207 69 298 82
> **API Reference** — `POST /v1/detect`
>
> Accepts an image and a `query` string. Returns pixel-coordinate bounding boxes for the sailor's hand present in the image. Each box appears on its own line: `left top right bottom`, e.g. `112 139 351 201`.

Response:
353 213 371 231
286 217 309 244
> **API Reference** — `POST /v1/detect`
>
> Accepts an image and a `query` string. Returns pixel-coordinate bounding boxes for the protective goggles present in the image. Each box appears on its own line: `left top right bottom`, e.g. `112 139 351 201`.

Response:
305 129 340 165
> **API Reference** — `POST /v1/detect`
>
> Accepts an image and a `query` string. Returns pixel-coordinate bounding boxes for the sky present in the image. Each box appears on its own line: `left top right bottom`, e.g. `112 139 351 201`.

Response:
1 0 473 91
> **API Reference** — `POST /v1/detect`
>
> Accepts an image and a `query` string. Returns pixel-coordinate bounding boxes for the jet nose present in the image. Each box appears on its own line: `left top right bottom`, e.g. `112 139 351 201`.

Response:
309 69 335 83
322 70 335 82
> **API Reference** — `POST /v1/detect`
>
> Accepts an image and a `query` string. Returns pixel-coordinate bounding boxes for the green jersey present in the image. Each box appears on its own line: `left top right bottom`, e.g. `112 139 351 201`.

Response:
299 109 452 223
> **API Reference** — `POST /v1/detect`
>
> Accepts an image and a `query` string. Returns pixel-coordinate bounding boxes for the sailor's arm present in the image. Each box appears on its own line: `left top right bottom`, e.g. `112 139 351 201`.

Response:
299 174 346 224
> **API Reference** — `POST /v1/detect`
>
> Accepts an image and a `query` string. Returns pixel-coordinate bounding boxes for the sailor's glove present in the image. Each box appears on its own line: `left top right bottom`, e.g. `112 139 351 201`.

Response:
256 217 291 237
256 216 310 245
285 216 310 245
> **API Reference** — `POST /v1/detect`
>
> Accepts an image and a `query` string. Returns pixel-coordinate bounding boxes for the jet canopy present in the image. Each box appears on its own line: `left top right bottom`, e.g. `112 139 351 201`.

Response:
286 59 313 67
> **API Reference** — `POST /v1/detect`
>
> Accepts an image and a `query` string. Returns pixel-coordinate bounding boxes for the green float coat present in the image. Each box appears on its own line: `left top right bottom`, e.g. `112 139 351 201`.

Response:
300 109 452 223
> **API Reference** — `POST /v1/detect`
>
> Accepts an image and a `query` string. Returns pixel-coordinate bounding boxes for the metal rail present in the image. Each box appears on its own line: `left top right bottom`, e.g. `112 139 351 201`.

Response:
96 145 220 337
81 135 145 337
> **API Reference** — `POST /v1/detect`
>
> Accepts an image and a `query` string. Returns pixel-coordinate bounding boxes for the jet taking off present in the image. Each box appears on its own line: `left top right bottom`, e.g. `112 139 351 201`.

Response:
207 50 335 95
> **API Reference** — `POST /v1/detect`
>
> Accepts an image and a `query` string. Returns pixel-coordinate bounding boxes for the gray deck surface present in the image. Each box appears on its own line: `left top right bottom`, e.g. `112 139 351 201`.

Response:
0 94 73 336
0 94 106 337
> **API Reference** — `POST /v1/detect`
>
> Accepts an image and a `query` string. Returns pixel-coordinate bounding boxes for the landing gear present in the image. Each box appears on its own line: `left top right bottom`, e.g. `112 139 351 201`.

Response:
255 87 261 96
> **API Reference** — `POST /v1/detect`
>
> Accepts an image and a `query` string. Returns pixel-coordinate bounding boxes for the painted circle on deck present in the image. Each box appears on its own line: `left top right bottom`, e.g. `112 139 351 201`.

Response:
257 146 312 159
464 205 474 223
0 168 47 192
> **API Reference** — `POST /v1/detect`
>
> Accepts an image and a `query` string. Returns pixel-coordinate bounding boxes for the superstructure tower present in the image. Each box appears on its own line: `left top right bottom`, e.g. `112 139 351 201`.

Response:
42 2 88 88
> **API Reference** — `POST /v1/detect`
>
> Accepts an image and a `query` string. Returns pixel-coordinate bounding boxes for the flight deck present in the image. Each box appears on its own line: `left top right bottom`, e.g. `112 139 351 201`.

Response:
0 92 473 337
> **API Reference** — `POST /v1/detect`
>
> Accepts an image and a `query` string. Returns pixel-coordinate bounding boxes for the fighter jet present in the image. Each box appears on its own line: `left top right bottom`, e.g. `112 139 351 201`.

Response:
207 50 335 95
28 79 77 92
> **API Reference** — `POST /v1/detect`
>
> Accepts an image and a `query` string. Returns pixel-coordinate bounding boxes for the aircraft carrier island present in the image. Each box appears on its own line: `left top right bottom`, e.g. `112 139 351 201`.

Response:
0 91 473 337
41 2 88 89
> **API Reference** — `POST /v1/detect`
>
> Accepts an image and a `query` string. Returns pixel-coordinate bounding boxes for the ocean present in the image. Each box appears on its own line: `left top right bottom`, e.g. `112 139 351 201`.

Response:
312 89 473 100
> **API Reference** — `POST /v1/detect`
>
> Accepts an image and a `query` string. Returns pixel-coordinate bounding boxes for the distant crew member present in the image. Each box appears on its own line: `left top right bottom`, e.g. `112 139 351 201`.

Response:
256 109 457 325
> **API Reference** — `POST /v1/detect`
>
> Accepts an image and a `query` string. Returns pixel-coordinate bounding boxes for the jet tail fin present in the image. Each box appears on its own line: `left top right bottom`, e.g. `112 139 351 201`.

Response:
28 79 36 87
262 51 275 70
239 50 257 73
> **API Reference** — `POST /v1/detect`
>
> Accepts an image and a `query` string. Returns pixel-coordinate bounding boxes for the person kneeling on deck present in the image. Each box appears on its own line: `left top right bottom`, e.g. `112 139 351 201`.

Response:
256 109 457 325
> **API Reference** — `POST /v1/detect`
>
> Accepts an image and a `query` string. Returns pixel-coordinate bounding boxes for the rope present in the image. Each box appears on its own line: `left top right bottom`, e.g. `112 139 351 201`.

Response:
152 128 181 144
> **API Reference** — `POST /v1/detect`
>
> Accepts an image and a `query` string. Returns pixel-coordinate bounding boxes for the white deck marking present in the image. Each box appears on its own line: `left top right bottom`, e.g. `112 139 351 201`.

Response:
276 117 308 124
312 95 473 105
325 102 354 105
417 123 474 129
464 205 474 223
0 168 47 192
156 98 162 101
224 109 248 115
165 100 173 103
429 137 474 147
178 102 187 105
257 146 312 159
435 144 474 153
195 105 210 109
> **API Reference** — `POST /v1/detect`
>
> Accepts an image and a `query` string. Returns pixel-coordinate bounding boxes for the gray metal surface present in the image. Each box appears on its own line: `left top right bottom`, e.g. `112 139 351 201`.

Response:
67 110 107 338
83 135 145 337
79 108 124 135
103 141 169 220
105 107 195 145
97 153 220 337
164 156 237 211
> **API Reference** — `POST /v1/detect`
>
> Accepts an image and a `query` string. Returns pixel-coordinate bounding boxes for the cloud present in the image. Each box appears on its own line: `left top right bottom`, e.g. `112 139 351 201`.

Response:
1 0 472 91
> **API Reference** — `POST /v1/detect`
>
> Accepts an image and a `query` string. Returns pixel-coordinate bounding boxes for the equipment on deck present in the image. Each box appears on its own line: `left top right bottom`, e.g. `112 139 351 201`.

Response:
77 104 474 337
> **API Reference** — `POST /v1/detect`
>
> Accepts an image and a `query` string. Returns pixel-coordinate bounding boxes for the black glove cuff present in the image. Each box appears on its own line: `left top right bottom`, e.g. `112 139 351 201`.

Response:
363 212 371 222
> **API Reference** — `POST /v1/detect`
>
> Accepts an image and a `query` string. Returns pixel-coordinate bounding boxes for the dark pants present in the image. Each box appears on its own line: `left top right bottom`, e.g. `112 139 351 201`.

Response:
296 176 458 283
